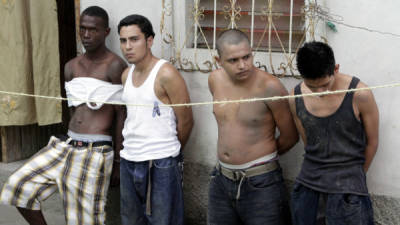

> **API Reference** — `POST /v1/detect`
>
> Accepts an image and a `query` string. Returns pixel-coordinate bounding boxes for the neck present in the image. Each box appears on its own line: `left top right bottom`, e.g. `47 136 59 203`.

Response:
231 67 256 86
84 45 108 61
134 50 155 72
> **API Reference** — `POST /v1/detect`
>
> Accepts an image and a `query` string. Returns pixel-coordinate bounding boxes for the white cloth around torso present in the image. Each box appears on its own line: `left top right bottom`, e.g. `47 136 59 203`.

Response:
65 77 123 110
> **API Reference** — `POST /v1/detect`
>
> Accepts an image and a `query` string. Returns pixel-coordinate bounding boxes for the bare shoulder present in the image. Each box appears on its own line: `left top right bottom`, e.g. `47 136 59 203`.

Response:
288 87 296 103
208 68 225 83
107 52 128 84
64 55 83 81
257 69 288 97
158 61 183 83
354 78 375 103
121 66 131 85
208 68 227 93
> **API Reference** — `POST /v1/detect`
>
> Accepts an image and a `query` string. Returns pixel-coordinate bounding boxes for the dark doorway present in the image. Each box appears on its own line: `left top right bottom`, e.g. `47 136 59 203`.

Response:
57 0 77 127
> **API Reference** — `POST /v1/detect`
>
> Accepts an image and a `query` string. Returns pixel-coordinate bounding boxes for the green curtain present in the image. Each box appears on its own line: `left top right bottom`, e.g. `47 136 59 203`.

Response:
0 0 62 126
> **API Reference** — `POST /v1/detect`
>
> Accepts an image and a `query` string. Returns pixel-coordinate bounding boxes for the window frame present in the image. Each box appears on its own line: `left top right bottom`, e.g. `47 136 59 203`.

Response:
163 0 324 76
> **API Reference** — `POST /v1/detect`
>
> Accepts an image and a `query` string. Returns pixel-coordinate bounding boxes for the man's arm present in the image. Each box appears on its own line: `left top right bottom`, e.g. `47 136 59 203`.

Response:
64 60 75 118
288 88 307 145
355 82 379 172
265 76 299 155
108 59 128 186
208 70 216 95
160 64 194 149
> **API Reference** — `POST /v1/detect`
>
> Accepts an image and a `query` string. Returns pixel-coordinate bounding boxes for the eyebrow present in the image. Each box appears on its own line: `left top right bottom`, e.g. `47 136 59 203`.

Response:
120 35 140 40
226 53 251 61
307 81 331 88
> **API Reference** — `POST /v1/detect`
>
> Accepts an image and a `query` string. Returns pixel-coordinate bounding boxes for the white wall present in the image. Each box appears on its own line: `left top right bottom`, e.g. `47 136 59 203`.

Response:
80 0 165 60
80 0 400 198
323 1 400 198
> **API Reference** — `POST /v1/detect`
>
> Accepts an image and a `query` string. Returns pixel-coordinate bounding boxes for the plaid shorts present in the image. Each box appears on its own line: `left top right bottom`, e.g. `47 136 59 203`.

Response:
0 136 114 225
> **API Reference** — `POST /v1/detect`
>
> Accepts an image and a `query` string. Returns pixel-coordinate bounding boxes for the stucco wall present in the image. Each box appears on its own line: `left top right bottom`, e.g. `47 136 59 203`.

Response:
80 1 400 224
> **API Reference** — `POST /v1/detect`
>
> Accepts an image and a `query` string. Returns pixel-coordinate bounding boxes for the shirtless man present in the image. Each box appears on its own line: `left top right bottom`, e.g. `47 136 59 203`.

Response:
208 29 298 225
0 6 127 225
118 14 193 225
289 41 378 225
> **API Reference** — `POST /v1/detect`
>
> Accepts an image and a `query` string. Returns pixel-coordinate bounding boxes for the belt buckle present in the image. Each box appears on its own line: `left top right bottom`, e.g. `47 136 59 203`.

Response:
76 141 83 147
232 170 245 181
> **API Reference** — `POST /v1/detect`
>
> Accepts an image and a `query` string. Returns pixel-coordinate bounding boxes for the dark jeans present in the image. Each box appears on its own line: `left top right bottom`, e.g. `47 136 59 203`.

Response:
291 183 375 225
208 166 292 225
120 156 184 225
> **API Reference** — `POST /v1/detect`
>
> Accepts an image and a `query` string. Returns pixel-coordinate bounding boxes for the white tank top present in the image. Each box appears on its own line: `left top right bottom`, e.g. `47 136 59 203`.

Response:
120 59 181 162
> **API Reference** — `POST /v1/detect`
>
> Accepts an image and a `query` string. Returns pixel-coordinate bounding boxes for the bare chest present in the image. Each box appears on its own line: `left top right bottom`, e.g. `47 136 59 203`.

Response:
74 61 112 81
213 88 270 126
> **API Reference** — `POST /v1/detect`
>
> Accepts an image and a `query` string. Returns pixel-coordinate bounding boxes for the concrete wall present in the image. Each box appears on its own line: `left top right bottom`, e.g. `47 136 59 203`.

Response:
80 1 400 224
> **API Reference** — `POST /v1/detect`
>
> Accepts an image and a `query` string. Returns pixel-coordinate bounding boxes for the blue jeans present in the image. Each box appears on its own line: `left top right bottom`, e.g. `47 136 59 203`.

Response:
207 166 292 225
291 183 374 225
120 156 184 225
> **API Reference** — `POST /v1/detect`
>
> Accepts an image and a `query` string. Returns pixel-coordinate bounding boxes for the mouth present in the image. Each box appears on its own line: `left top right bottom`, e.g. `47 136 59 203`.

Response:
82 41 92 47
237 71 249 77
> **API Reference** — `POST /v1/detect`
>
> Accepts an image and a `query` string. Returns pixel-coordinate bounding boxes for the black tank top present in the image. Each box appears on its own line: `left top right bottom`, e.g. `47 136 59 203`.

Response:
294 77 368 195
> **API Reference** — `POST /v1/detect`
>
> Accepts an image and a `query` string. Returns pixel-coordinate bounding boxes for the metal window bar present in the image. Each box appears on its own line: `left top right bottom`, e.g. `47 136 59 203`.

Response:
213 0 217 50
194 0 302 54
289 0 294 55
194 0 198 49
251 0 255 48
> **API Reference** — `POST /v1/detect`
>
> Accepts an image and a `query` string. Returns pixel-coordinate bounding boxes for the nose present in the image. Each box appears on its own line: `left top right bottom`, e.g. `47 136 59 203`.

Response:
238 59 245 70
83 29 90 39
125 40 132 49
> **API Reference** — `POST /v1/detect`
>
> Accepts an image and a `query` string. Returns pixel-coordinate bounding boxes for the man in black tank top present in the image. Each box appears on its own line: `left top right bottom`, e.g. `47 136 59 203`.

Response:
288 41 379 225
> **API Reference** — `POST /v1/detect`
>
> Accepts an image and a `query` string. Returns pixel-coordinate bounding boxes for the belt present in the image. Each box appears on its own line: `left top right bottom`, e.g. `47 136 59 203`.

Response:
217 160 279 181
56 135 113 148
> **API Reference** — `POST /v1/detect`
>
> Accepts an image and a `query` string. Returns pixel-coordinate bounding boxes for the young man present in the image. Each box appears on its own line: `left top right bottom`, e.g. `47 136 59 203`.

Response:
0 6 127 225
117 14 193 225
207 29 298 225
289 41 379 225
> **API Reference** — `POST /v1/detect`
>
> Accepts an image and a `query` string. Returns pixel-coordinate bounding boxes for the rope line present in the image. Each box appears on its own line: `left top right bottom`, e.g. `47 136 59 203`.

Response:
1 82 400 108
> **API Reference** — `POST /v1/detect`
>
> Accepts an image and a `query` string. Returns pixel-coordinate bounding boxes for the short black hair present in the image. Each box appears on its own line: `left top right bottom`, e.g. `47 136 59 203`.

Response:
216 29 250 56
296 41 336 79
118 14 155 38
81 6 109 28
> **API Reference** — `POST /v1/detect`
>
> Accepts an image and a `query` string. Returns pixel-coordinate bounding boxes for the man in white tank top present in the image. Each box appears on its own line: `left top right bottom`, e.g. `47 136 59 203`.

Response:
117 14 193 225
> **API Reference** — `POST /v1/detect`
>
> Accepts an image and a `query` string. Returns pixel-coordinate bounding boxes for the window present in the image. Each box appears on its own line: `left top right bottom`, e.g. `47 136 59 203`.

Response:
165 0 317 75
190 0 305 53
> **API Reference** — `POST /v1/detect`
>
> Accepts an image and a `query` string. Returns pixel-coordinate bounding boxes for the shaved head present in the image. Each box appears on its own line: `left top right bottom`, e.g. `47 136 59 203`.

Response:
216 29 251 56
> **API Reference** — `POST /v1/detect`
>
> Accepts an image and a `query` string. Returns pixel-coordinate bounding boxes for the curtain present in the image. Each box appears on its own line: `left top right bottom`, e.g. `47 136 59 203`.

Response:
0 0 62 126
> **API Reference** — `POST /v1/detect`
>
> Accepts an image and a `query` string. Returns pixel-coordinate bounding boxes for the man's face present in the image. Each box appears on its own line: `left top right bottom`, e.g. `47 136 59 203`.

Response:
217 41 254 82
303 75 335 94
303 64 339 94
79 15 109 52
119 25 153 64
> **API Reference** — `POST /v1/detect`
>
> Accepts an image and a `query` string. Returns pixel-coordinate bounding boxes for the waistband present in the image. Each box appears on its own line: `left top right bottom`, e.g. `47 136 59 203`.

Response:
55 135 113 152
67 130 112 142
219 151 278 170
217 160 279 181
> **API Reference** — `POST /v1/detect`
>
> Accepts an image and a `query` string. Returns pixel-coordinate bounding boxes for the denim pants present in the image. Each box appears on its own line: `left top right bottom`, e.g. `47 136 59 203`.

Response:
207 166 292 225
291 183 375 225
120 156 184 225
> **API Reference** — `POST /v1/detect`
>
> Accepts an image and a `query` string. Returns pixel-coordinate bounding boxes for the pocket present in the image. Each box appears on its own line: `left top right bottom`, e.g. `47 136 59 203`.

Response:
247 169 283 190
344 194 361 205
153 157 177 169
327 194 362 219
291 182 303 199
